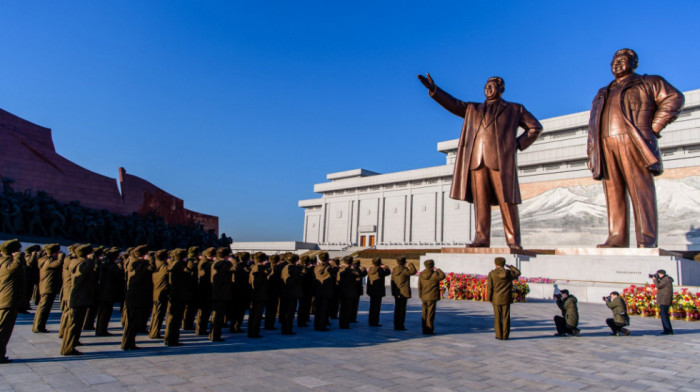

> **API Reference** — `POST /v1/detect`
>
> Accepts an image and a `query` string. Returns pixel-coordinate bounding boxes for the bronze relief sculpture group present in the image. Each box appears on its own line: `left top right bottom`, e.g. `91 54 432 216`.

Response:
418 48 685 249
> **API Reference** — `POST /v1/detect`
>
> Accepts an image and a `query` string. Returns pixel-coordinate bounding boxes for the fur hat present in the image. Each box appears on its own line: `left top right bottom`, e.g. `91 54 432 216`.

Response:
170 248 187 260
372 258 381 266
188 246 201 258
216 247 232 258
155 249 168 261
494 257 506 267
76 244 94 258
25 244 41 253
317 251 329 262
132 245 148 258
0 239 21 255
424 259 435 269
42 243 60 254
202 247 216 258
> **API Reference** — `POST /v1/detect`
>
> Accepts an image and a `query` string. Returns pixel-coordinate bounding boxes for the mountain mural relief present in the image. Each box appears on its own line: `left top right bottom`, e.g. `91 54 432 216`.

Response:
491 176 700 249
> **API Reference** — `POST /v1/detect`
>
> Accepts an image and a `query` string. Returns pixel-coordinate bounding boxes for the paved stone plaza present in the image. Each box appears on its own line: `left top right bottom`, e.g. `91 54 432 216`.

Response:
2 297 700 391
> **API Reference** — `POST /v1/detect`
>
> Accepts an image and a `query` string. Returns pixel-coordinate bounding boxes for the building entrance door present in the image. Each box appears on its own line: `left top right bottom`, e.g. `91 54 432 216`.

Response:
369 235 375 246
360 236 366 246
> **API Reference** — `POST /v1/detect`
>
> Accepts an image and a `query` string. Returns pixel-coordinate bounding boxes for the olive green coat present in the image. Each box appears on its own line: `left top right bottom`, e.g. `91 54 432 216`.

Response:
337 265 360 300
607 296 630 325
556 295 579 328
38 254 63 295
0 253 26 309
211 258 234 301
125 258 153 308
282 263 304 299
486 266 521 305
366 265 391 297
69 257 96 308
418 269 446 302
152 259 169 302
391 263 417 298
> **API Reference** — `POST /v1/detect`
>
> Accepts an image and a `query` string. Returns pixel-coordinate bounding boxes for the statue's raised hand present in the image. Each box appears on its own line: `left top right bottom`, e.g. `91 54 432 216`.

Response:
417 73 436 92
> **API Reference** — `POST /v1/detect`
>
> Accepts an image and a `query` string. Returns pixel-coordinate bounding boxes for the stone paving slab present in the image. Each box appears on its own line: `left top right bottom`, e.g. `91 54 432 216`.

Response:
1 297 700 391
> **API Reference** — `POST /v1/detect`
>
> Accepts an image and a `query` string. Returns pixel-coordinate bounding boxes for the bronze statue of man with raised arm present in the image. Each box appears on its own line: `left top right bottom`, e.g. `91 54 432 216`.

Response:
587 49 684 248
418 74 542 250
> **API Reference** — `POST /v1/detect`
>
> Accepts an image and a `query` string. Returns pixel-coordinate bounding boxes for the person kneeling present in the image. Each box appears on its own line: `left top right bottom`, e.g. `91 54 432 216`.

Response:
553 289 580 337
604 291 630 336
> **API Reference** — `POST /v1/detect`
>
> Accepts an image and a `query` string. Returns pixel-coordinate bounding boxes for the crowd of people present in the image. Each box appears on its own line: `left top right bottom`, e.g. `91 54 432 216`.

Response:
0 238 449 363
0 239 676 364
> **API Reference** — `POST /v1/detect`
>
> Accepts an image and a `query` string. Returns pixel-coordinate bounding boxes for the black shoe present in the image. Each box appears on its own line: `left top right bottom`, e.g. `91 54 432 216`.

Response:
96 332 114 337
572 329 581 337
394 327 407 331
34 329 50 333
623 329 631 336
423 331 435 335
248 334 263 338
63 350 82 356
0 357 12 364
369 324 382 327
554 333 566 337
660 331 674 335
264 327 277 330
165 342 183 346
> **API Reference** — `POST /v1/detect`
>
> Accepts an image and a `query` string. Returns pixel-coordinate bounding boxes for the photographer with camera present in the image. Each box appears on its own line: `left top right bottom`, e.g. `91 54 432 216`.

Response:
651 270 674 335
604 291 630 336
553 289 580 337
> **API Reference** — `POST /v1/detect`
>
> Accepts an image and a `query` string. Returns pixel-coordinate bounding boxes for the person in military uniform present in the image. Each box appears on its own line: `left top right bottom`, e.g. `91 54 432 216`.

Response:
553 289 580 337
58 244 78 339
210 247 234 342
351 258 367 323
366 258 390 327
281 253 303 335
313 252 333 331
230 251 251 333
486 257 520 340
328 257 341 320
22 244 40 313
149 250 170 339
83 247 105 331
604 291 631 336
391 257 416 331
95 247 123 336
248 252 269 338
61 244 96 355
196 247 215 336
32 244 62 333
182 246 200 330
164 249 191 346
297 255 314 327
264 254 284 330
337 256 360 329
418 259 446 335
121 245 153 350
0 239 25 363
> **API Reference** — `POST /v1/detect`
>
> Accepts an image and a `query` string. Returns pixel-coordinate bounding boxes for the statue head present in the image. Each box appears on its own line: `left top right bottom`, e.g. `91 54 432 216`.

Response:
611 48 638 78
484 76 505 100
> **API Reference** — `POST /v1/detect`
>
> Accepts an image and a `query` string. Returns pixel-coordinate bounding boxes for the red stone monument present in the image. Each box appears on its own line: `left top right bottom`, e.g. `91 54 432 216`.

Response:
0 107 218 233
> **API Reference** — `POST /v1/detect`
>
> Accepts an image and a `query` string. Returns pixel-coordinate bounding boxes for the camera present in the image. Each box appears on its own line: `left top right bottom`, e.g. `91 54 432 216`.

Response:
649 273 659 279
602 296 610 302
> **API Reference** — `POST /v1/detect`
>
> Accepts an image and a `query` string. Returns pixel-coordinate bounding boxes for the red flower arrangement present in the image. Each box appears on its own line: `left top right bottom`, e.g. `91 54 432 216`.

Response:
622 284 700 321
439 272 542 302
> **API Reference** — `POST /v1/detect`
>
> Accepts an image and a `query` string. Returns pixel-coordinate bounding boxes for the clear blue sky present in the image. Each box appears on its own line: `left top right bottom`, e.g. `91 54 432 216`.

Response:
1 1 699 241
